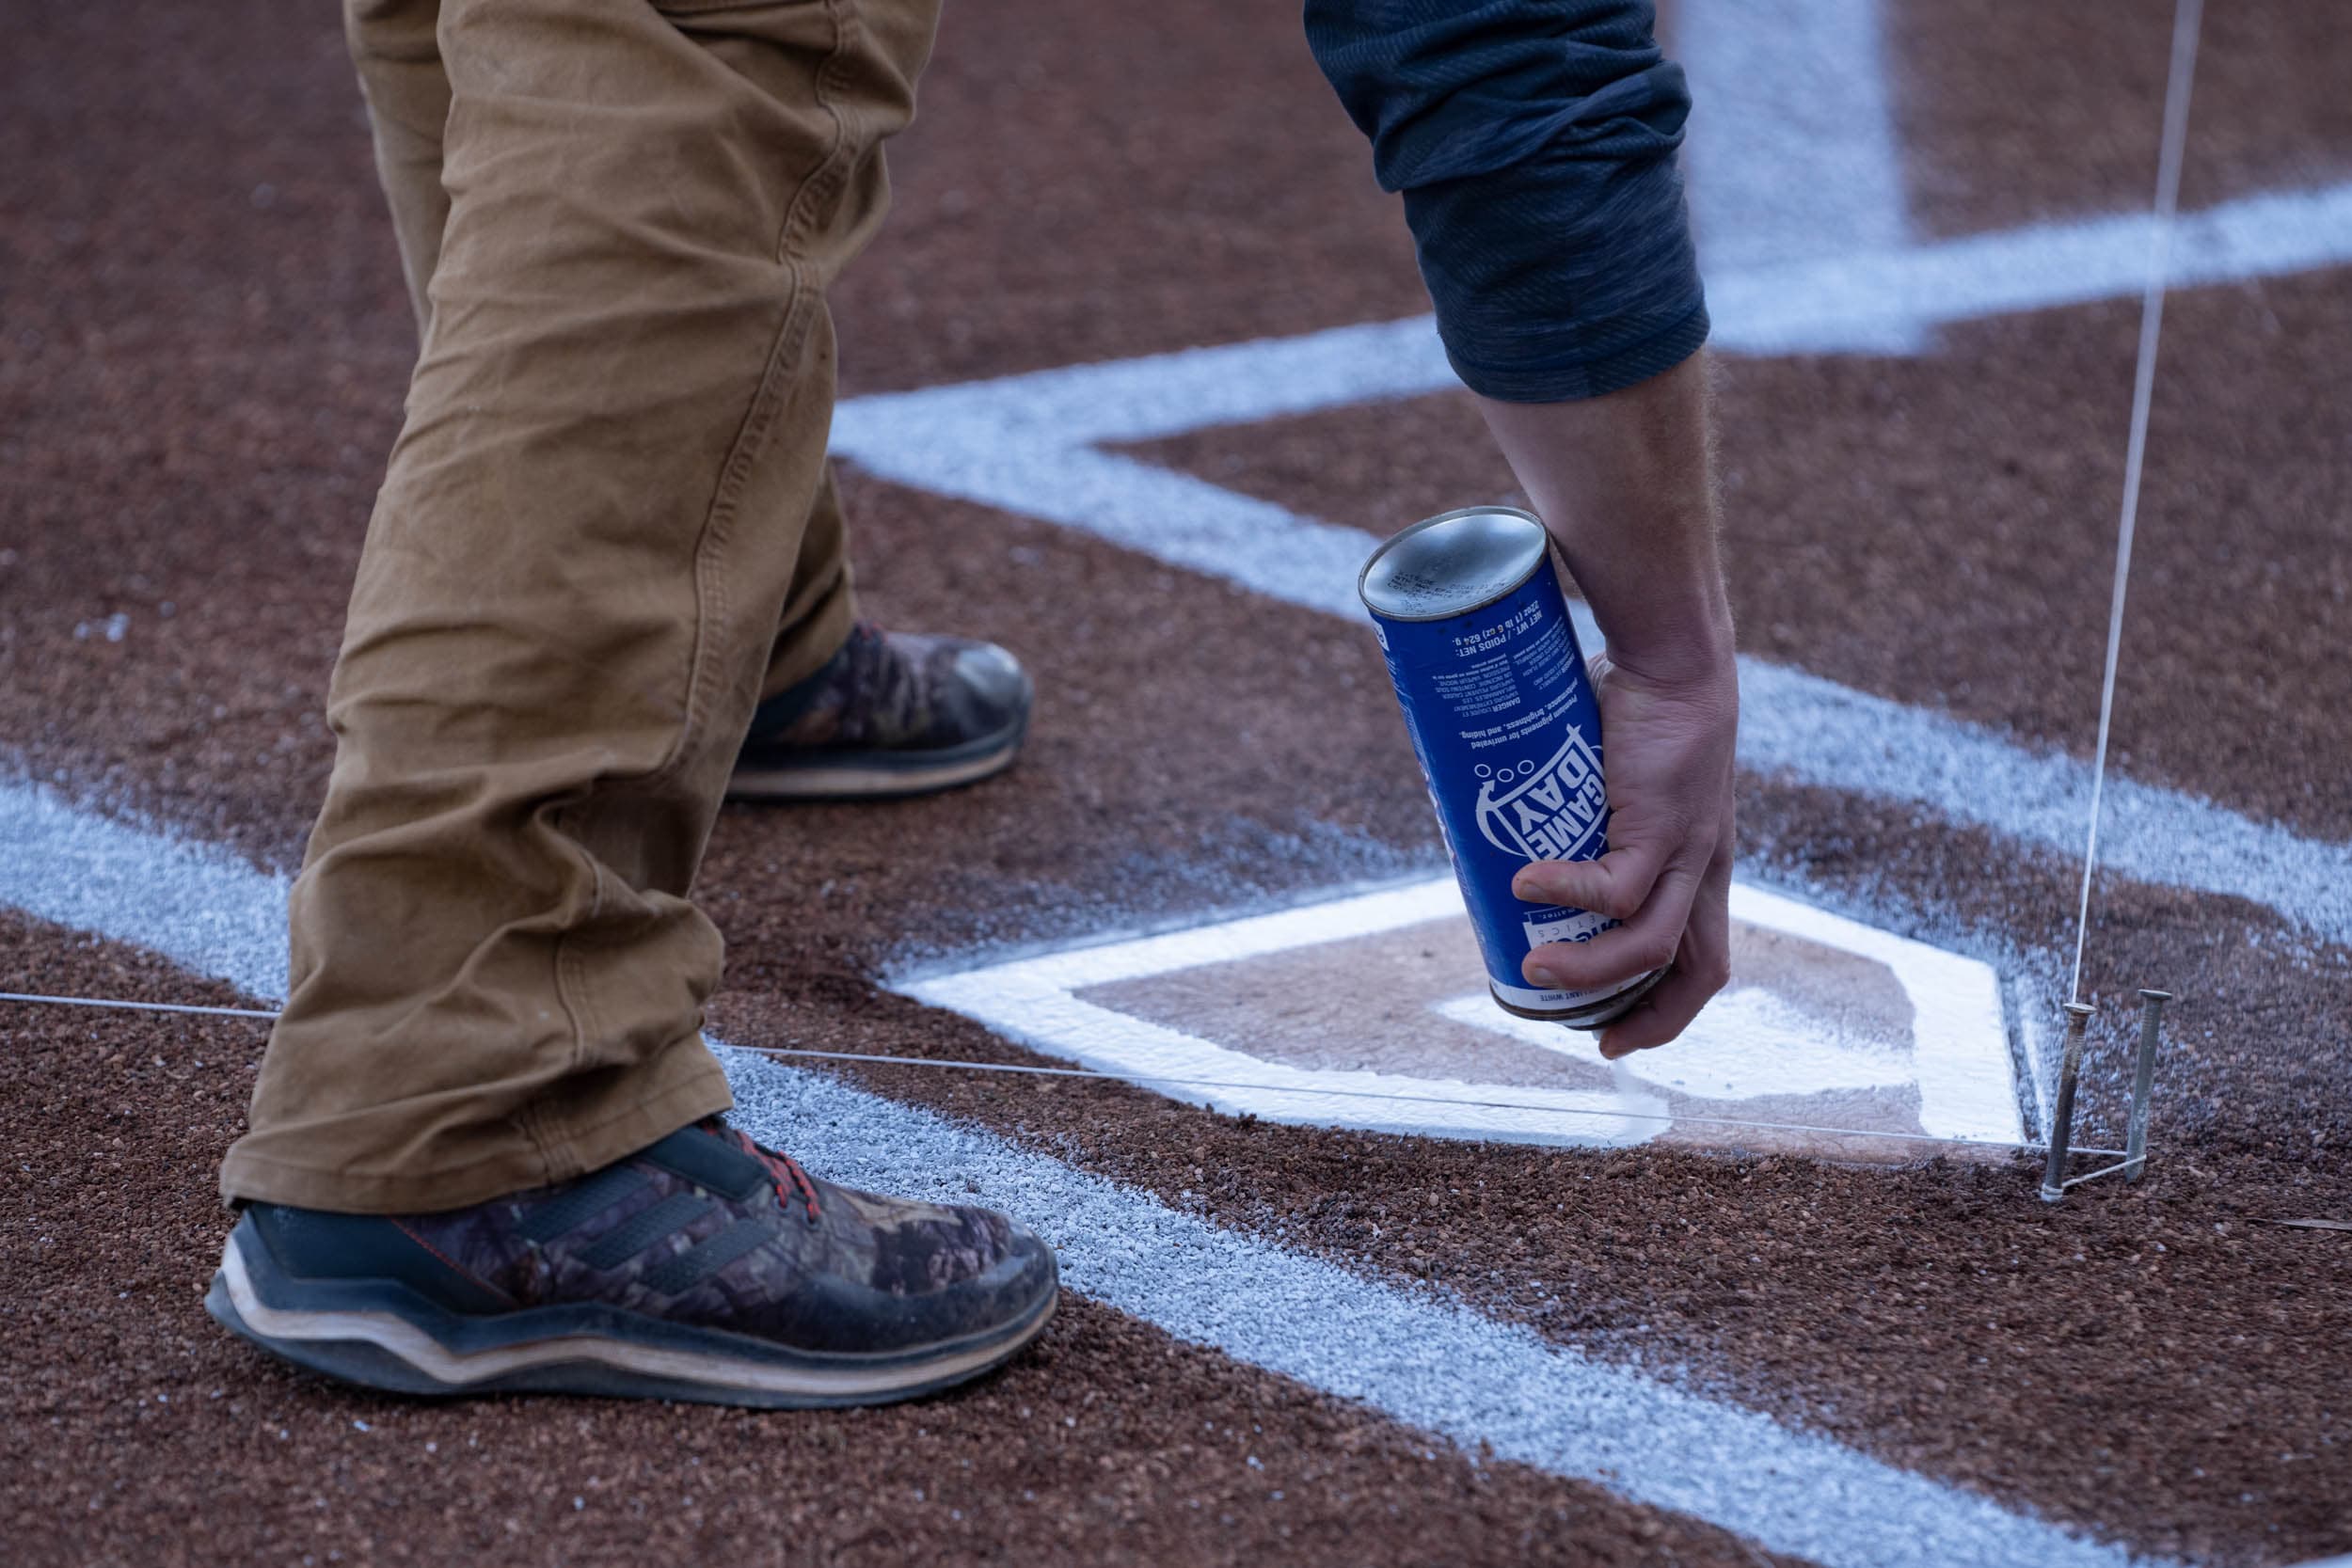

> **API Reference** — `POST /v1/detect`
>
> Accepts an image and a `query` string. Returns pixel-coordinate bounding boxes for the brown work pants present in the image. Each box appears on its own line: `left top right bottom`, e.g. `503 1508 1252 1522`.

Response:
219 0 938 1212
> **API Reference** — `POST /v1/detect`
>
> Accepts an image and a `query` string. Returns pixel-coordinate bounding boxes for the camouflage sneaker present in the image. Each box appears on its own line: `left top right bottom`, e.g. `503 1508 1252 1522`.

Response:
206 1119 1057 1408
728 622 1033 800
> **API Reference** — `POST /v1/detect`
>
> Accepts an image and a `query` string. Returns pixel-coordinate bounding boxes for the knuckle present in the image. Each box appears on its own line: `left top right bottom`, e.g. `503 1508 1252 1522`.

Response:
1598 886 1647 920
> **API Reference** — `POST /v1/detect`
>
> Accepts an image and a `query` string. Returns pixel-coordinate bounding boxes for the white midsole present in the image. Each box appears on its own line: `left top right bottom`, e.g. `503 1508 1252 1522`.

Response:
728 746 1014 799
217 1237 1042 1397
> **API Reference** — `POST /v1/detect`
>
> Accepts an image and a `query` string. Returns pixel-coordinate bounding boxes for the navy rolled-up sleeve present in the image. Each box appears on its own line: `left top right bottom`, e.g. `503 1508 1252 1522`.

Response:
1305 0 1708 401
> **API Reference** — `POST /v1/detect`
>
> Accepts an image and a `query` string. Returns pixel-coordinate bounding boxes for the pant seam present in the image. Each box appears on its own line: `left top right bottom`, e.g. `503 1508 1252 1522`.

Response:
538 817 611 1181
779 0 860 263
651 0 862 803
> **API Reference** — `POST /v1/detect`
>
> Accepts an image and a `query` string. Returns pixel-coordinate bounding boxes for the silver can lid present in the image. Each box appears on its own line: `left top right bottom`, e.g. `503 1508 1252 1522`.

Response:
1358 506 1549 622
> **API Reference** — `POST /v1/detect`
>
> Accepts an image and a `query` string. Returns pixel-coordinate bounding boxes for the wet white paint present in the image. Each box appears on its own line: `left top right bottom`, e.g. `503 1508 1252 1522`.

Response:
1734 880 2017 1143
0 782 2165 1568
1434 987 1912 1101
2010 977 2060 1139
900 875 2023 1149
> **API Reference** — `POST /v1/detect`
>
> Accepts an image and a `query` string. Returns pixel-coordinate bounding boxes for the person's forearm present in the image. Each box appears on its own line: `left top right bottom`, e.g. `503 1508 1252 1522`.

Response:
1481 354 1740 1053
1476 355 1733 688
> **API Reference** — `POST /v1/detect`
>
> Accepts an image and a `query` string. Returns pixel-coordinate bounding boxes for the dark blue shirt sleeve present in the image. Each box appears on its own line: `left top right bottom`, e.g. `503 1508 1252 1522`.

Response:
1304 0 1708 402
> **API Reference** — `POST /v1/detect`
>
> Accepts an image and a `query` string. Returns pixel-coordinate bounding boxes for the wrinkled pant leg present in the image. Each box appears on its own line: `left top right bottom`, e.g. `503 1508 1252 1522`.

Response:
224 0 939 1212
348 0 866 720
755 457 858 701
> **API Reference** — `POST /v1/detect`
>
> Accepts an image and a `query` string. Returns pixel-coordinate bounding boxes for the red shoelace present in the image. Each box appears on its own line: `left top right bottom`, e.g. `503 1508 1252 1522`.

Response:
730 1127 822 1224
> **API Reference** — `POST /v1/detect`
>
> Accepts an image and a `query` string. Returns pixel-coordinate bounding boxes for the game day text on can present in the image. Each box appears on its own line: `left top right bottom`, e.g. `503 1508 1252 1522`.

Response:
1359 507 1661 1029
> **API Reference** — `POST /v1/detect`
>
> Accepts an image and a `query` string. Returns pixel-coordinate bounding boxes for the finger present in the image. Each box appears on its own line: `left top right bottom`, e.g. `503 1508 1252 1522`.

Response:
1521 854 1703 994
1598 824 1735 1056
1597 886 1732 1057
1512 839 1668 923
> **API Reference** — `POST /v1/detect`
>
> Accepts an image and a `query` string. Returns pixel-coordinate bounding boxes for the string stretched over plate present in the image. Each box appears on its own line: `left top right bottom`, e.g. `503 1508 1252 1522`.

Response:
0 989 2117 1157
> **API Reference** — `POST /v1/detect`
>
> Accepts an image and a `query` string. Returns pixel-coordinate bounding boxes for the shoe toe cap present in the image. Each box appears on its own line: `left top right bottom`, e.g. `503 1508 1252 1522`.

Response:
812 1205 1057 1354
949 641 1032 726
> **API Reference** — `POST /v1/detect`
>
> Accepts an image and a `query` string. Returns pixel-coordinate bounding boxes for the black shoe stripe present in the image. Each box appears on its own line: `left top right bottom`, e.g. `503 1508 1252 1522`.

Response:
641 1215 779 1298
579 1190 713 1272
516 1164 651 1246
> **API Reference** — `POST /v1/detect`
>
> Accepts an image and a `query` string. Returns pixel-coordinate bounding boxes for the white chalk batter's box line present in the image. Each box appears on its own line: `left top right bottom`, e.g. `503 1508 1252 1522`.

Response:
897 876 2025 1152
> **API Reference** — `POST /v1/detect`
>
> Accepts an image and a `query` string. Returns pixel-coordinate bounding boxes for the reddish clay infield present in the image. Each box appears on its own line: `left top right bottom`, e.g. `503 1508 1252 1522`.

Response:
5 1 2349 1566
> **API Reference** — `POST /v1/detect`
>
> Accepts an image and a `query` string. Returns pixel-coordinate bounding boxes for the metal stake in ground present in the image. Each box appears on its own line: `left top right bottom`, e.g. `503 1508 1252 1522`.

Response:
2040 1003 2095 1203
2124 990 2172 1183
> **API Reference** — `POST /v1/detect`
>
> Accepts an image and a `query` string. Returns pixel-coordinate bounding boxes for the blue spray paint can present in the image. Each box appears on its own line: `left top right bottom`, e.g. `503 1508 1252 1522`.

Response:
1359 506 1662 1029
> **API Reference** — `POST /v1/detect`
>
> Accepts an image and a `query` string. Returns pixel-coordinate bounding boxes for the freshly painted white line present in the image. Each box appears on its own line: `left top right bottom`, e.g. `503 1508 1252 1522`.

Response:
1731 881 2018 1143
909 957 1674 1150
1709 180 2352 355
1737 658 2352 950
0 780 290 1002
1680 0 1928 351
901 874 2022 1148
2011 980 2059 1141
0 789 2162 1568
1438 987 1909 1098
915 877 1456 991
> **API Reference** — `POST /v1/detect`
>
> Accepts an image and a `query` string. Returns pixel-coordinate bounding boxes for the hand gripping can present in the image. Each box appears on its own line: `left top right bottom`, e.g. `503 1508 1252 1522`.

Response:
1359 506 1663 1030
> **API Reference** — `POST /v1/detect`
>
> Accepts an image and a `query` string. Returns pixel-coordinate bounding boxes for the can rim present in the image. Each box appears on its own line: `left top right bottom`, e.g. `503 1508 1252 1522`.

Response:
1356 505 1550 622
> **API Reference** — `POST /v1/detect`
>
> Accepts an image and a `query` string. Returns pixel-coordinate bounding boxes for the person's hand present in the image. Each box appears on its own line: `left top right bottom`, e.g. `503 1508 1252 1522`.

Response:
1473 354 1736 1057
1508 648 1737 1058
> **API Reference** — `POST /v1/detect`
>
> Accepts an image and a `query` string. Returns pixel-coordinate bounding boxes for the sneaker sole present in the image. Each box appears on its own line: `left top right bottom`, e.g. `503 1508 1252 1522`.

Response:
206 1223 1057 1409
725 714 1027 802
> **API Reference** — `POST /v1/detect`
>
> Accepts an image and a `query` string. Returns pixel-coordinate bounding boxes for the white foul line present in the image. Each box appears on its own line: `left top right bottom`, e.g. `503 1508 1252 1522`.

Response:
829 181 2352 950
1680 0 1928 351
0 782 2162 1568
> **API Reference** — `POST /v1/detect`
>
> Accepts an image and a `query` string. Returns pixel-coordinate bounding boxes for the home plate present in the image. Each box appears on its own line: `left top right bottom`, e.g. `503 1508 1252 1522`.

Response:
898 879 2026 1163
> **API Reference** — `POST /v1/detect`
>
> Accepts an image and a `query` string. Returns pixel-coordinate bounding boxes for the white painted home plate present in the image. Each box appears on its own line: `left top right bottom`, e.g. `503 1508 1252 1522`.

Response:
898 879 2024 1163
